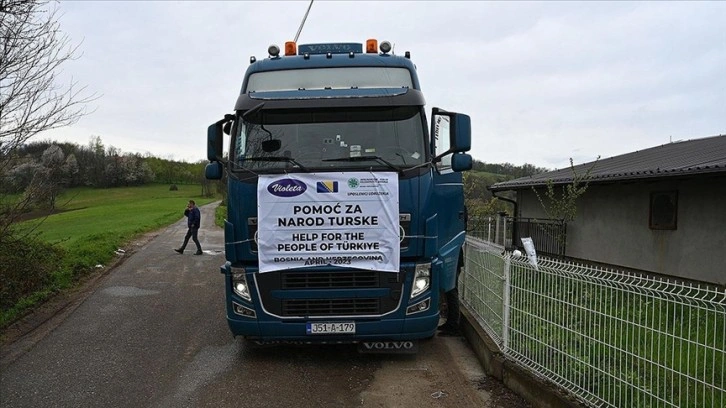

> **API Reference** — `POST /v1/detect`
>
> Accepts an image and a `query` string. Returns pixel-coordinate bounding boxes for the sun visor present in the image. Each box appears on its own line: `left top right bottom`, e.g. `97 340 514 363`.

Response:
235 88 425 111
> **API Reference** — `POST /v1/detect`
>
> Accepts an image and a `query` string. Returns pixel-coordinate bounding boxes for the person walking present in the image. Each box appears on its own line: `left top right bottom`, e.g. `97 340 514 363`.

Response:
175 200 203 255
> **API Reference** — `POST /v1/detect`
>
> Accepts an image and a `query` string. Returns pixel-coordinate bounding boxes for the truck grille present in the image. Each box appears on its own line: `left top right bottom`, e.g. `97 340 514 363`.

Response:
282 298 380 316
255 270 404 318
283 271 379 288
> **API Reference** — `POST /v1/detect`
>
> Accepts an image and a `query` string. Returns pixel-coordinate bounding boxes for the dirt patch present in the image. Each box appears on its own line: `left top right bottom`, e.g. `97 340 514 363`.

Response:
475 375 532 408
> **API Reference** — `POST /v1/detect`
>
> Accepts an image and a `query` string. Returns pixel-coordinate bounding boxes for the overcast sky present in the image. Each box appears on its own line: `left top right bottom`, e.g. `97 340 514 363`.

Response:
42 0 725 169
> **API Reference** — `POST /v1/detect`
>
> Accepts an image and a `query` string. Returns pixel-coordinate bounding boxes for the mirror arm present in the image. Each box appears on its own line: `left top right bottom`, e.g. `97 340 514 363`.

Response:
432 149 453 163
213 114 235 128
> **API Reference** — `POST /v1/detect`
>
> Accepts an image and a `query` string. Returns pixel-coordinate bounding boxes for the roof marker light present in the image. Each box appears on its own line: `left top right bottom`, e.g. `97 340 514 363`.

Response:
380 41 392 54
366 39 377 53
284 41 297 56
268 44 280 57
250 56 256 64
405 51 411 59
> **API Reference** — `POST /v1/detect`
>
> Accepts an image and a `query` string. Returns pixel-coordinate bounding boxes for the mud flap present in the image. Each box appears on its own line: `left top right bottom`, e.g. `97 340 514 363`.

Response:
357 340 419 354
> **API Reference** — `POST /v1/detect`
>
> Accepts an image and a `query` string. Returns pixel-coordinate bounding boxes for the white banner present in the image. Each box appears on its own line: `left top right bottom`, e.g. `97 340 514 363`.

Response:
521 237 539 270
257 172 400 273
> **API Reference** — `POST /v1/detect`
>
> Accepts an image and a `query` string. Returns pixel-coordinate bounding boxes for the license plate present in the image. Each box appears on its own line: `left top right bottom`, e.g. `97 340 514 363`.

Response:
306 322 356 335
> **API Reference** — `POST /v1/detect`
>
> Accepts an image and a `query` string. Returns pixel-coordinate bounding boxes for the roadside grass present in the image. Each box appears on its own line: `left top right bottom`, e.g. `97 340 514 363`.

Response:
1 184 220 329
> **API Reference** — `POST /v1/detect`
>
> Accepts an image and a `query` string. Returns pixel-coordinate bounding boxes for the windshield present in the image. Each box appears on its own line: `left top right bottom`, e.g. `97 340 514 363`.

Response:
232 106 426 172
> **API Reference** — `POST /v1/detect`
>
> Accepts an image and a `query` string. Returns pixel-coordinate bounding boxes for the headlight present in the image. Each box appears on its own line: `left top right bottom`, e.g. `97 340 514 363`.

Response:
231 267 251 302
410 263 431 298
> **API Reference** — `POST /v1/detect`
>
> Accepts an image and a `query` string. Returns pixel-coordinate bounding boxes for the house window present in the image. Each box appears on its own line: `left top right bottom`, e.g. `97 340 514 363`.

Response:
649 191 678 230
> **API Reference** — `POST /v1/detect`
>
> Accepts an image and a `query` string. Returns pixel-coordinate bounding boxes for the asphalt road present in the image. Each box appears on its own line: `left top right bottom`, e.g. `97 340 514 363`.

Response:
0 203 529 408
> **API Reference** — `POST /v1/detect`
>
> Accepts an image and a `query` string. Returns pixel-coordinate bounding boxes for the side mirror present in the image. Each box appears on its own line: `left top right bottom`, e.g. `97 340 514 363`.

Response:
205 162 223 180
450 114 471 153
207 114 234 161
451 153 472 172
207 123 223 161
431 108 472 163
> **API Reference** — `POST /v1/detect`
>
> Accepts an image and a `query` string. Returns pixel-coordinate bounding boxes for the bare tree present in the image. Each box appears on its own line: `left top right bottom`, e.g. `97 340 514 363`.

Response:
0 0 96 240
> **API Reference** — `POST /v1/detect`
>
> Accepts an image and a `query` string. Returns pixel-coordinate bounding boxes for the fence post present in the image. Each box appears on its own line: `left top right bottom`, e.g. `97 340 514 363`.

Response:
502 253 511 353
487 216 492 242
495 215 501 246
460 239 467 303
503 218 507 248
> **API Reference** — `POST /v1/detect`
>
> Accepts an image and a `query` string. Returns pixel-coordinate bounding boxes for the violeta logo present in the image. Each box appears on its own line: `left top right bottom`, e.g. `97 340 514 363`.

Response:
267 178 307 197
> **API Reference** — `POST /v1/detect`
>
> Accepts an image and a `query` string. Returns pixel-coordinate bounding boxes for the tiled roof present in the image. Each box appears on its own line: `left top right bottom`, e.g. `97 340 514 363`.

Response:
490 134 726 191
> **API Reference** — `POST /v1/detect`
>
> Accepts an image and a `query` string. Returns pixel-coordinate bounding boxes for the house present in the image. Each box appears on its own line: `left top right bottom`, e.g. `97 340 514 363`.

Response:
488 134 726 285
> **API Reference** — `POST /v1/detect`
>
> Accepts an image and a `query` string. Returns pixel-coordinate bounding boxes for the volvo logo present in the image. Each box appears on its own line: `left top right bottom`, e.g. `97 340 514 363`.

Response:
358 341 418 354
267 178 307 197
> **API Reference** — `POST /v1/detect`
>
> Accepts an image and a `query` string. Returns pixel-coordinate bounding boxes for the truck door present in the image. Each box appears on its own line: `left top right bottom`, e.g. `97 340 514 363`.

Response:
430 109 468 292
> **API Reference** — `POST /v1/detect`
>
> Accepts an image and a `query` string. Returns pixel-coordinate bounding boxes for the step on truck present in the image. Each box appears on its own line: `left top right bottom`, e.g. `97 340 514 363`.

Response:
205 39 472 352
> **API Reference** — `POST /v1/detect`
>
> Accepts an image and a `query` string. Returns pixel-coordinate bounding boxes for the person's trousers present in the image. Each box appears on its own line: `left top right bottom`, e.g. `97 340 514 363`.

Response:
181 227 202 252
444 287 460 326
444 266 462 326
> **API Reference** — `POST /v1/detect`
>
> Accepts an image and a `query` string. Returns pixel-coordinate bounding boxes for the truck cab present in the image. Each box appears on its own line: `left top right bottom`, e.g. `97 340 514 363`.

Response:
206 39 472 350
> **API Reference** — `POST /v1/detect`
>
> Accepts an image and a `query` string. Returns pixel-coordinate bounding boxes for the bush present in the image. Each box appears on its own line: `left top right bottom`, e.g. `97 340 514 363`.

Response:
0 234 64 311
215 200 227 228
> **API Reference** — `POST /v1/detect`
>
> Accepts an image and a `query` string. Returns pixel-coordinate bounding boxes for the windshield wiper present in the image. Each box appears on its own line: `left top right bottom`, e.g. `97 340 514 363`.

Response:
322 155 403 174
243 156 309 172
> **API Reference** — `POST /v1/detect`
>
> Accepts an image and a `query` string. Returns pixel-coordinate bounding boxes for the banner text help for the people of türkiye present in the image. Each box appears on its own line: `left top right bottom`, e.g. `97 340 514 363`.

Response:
257 172 399 273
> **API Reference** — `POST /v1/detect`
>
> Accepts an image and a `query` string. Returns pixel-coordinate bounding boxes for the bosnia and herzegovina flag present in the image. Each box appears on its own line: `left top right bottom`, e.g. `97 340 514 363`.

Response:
316 181 338 193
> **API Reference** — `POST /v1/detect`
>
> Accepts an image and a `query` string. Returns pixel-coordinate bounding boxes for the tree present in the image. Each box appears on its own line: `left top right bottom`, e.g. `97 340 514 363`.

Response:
0 0 95 162
38 144 63 207
0 0 95 240
4 160 40 192
533 157 600 223
83 135 106 186
118 154 155 186
530 157 600 252
32 144 72 210
64 152 79 185
463 172 499 235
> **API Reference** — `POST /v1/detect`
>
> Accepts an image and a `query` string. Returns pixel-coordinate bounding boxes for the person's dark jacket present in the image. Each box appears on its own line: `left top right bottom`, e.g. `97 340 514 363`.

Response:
184 207 201 228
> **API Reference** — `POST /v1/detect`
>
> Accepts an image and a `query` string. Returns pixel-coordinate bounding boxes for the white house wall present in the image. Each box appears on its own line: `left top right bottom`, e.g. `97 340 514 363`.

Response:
516 175 726 285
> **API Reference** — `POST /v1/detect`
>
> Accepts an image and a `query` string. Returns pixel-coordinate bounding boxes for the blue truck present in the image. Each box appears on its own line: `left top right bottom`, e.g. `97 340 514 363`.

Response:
205 39 472 352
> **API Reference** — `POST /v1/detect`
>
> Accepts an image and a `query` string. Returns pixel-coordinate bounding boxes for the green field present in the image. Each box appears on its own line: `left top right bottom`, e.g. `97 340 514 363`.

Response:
20 185 217 247
1 184 220 328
